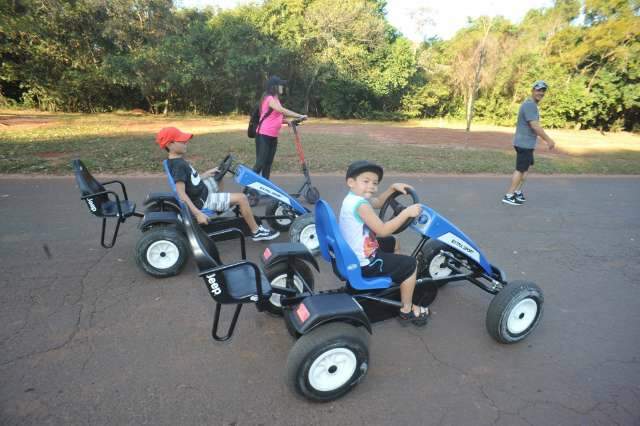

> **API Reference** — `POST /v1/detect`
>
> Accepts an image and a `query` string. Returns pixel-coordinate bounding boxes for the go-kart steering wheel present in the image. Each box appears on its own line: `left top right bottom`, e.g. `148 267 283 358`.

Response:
213 154 234 182
378 188 420 234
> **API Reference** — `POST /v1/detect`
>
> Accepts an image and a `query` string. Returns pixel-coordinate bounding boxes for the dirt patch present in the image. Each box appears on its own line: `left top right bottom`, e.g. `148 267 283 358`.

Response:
303 122 571 156
0 115 58 129
34 152 67 159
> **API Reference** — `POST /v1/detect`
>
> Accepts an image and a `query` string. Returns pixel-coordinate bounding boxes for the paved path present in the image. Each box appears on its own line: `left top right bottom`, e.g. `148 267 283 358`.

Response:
1 175 639 425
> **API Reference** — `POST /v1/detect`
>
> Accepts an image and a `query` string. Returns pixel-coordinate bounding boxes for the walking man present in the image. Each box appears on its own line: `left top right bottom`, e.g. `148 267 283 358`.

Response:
502 80 556 206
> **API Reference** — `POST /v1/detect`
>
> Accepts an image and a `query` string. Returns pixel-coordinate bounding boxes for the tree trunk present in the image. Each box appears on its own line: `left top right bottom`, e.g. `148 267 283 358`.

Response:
163 98 169 116
466 47 486 132
304 66 321 114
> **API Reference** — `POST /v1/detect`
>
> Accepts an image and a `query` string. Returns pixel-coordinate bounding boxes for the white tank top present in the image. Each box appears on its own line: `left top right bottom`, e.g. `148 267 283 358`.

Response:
339 192 379 266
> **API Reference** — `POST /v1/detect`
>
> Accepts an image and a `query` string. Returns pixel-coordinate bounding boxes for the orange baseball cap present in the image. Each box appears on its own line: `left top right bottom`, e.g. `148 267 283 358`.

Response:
156 127 193 149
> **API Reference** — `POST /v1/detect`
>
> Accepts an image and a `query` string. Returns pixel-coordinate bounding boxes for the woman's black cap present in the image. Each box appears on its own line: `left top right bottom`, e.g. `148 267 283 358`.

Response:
346 160 384 182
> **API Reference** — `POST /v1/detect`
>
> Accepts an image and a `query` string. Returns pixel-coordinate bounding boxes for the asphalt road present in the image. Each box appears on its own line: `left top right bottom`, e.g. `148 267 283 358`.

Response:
1 174 639 425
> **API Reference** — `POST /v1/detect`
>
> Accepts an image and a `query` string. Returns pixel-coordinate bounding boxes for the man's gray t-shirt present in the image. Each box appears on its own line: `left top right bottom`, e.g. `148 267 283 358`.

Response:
513 98 540 149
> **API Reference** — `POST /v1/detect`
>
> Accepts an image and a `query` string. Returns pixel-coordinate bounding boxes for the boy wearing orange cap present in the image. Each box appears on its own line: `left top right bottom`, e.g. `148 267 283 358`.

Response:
156 127 279 241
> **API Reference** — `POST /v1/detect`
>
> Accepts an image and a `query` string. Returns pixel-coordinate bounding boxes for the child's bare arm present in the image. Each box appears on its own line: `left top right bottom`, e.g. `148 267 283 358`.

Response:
358 202 421 237
175 181 209 225
370 183 415 209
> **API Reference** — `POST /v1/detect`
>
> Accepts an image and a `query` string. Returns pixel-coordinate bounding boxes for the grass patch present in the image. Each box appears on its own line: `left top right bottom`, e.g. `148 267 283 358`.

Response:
1 112 639 175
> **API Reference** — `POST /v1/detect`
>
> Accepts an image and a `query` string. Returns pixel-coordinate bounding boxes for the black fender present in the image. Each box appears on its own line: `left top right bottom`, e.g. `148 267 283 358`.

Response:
139 211 180 231
144 192 179 207
261 242 320 272
284 293 372 336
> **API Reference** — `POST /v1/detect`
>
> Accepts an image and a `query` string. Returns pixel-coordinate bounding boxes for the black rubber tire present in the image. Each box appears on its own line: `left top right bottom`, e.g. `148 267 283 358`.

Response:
290 213 319 255
264 259 315 316
286 323 369 402
135 225 189 278
486 281 544 344
247 188 260 207
304 186 320 204
265 199 293 232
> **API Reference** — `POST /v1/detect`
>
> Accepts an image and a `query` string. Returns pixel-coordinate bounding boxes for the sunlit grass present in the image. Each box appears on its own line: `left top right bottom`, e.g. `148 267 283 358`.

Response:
1 110 639 175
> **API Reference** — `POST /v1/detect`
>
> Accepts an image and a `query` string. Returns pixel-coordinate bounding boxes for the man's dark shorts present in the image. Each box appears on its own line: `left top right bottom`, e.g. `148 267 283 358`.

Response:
361 236 417 284
514 146 535 172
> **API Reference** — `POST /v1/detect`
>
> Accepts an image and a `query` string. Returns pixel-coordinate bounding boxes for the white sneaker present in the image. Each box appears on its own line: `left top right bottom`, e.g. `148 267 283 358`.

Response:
252 225 280 241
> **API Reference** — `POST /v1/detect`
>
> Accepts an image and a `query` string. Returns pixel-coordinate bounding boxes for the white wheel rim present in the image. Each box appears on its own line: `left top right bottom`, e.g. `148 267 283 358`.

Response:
269 273 304 308
275 204 292 227
507 298 538 334
429 253 453 278
308 348 357 392
146 240 180 270
300 224 319 251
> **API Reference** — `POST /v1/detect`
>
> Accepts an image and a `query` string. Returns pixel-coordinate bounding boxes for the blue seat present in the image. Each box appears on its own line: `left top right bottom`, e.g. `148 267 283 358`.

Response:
314 199 392 291
163 160 216 218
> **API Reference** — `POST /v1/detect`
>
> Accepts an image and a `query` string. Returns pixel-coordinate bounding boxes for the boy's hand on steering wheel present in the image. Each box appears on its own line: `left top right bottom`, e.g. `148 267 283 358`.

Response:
202 167 220 179
403 204 422 218
391 183 413 194
196 211 209 225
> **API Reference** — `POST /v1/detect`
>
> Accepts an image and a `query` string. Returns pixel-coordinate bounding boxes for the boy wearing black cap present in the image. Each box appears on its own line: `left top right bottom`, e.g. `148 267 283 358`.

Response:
339 160 430 326
502 80 556 206
156 127 279 241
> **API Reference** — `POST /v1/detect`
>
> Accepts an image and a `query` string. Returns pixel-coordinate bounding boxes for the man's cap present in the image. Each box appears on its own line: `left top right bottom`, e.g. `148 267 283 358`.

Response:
346 160 384 182
266 75 287 88
156 127 193 149
532 80 548 91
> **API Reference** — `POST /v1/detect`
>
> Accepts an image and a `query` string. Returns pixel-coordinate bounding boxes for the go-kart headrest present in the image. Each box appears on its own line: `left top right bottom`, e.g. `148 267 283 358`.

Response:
346 160 383 182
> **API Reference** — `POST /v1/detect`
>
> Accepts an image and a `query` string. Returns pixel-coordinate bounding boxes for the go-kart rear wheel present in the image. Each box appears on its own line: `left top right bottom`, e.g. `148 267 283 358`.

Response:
265 199 293 232
135 225 188 278
264 259 315 316
290 213 319 255
286 323 369 402
486 281 544 344
304 186 320 204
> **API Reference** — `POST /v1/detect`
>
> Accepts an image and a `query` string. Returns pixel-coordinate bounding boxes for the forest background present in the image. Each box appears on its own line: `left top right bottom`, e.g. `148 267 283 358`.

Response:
1 0 638 131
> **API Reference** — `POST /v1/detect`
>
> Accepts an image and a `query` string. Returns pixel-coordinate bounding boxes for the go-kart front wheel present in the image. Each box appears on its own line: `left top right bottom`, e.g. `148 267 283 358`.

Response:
290 213 319 255
264 259 315 316
135 225 189 278
486 281 544 344
286 323 369 402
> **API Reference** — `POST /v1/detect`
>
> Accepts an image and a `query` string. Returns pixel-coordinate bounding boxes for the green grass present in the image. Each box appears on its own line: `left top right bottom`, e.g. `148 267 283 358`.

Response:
1 112 639 174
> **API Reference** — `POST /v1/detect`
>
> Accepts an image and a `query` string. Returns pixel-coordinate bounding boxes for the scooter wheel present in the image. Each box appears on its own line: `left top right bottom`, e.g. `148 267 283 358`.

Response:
286 323 369 402
304 186 320 204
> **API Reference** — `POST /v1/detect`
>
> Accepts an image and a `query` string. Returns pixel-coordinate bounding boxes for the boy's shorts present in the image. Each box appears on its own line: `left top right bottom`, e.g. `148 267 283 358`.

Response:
203 178 231 212
361 236 417 284
514 146 535 172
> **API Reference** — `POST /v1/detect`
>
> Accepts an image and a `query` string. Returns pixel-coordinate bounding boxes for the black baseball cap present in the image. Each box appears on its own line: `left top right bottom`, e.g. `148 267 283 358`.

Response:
532 80 548 91
267 75 287 88
346 160 384 182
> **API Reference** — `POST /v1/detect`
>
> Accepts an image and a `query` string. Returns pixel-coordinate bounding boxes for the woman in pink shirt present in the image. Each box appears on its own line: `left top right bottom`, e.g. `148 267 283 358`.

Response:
253 76 307 179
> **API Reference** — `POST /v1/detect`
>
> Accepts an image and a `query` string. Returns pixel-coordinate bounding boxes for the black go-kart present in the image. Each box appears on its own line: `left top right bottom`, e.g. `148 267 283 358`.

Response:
72 157 317 278
187 189 544 402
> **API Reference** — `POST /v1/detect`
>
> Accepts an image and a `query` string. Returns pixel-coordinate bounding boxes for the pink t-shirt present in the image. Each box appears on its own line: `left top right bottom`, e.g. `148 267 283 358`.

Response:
257 95 284 137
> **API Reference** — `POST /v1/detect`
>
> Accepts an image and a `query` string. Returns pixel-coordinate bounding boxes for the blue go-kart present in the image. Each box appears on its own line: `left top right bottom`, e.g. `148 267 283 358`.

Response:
73 155 319 279
191 188 544 402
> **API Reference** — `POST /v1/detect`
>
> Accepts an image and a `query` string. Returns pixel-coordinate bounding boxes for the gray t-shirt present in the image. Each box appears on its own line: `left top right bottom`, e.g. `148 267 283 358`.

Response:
513 98 540 149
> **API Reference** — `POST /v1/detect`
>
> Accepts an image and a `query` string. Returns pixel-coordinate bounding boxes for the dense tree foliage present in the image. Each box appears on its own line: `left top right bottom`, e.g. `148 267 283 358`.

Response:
1 0 638 130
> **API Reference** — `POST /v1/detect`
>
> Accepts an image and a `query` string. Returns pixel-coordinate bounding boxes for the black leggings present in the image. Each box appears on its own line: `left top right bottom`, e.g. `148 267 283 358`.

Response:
254 134 278 180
